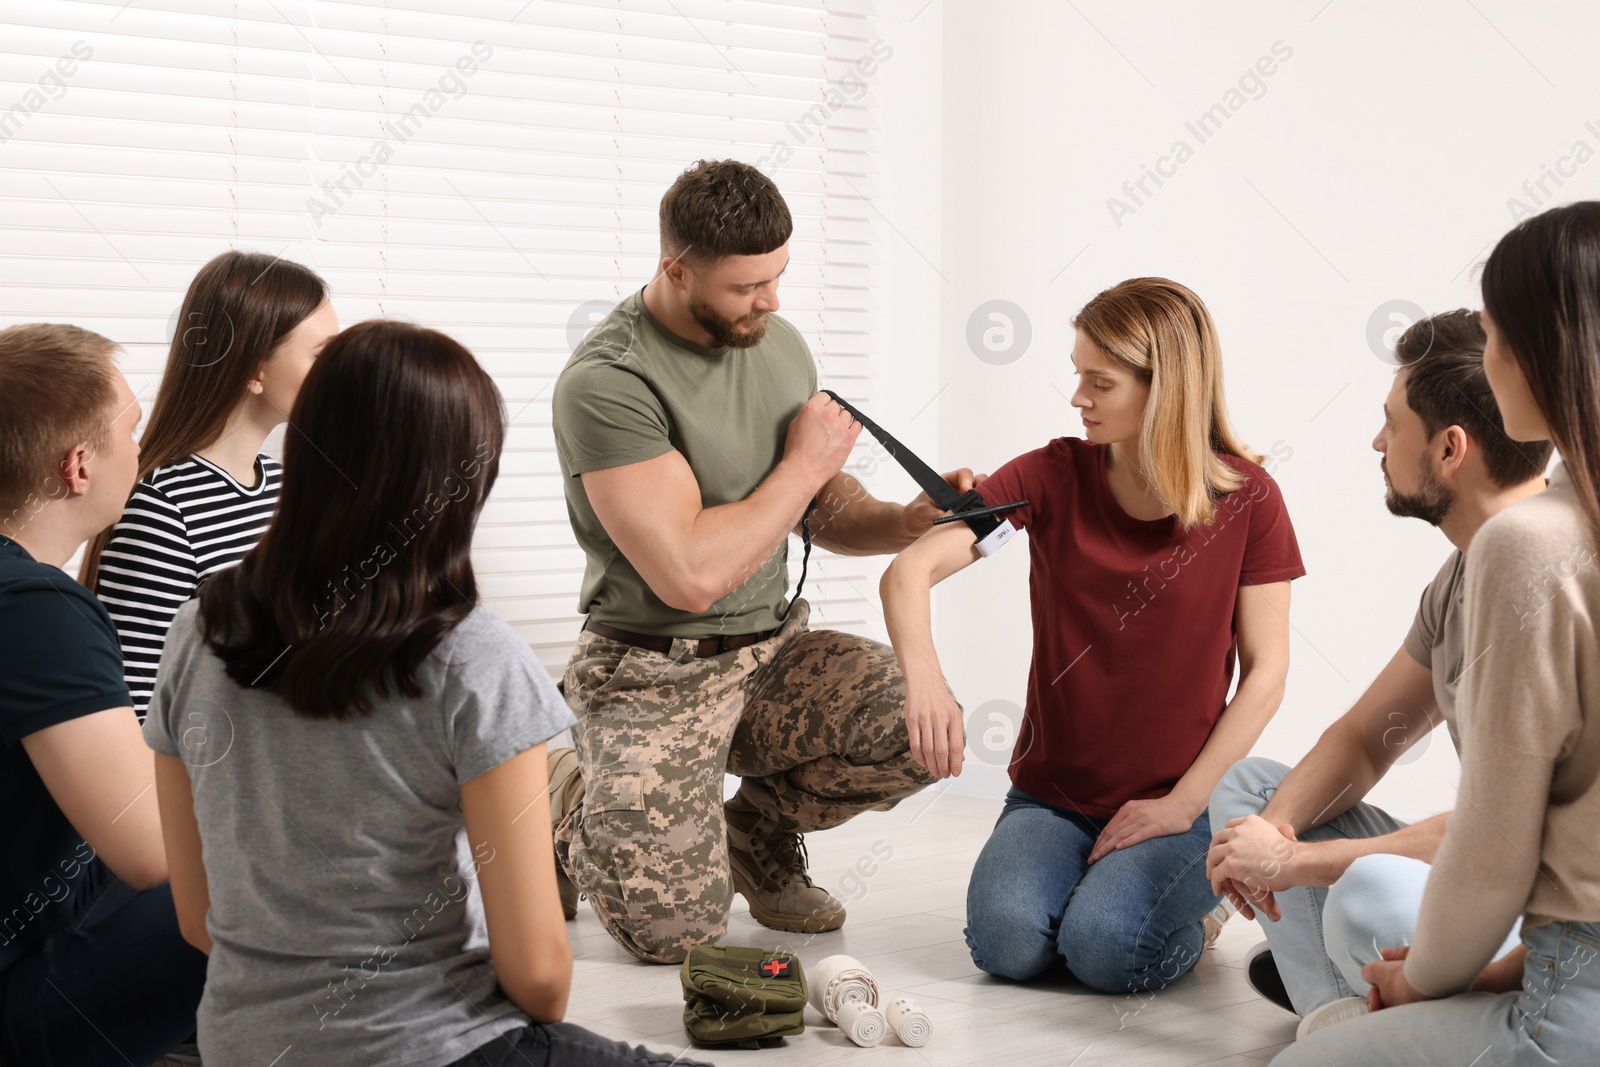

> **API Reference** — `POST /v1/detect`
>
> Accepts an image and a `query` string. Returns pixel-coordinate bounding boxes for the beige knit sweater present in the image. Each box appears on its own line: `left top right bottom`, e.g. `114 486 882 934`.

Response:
1408 460 1600 996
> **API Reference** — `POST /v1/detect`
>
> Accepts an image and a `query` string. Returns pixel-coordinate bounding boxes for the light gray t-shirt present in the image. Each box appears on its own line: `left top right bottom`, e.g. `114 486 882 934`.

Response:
1402 549 1467 750
144 602 576 1067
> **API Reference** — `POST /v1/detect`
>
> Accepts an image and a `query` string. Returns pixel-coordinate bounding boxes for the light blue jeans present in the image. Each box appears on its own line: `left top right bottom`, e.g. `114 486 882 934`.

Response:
965 787 1220 995
1271 919 1600 1066
1209 757 1519 1014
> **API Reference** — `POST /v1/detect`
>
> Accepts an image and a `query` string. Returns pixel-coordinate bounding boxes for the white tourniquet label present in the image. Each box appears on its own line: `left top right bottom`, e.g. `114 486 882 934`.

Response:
974 518 1018 557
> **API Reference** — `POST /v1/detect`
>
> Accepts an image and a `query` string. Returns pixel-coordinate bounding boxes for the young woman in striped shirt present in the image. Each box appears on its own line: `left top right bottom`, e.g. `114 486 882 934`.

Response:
79 251 337 717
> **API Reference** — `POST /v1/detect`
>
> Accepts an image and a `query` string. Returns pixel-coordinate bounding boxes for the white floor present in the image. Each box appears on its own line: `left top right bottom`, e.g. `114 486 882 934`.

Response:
565 787 1299 1067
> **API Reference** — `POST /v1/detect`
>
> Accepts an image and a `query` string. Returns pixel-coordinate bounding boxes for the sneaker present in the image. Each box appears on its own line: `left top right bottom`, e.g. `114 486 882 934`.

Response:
1295 995 1368 1039
1245 942 1295 1013
547 747 583 921
725 794 846 934
1203 897 1233 950
159 1041 203 1064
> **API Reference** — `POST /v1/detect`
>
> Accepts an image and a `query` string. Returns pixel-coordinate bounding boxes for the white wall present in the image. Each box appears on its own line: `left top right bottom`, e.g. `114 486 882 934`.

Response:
2 1 896 676
823 0 947 646
918 0 1600 814
9 2 1597 818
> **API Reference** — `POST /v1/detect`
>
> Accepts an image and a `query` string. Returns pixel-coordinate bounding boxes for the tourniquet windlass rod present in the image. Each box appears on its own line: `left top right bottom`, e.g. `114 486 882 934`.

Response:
930 501 1024 526
820 390 1025 557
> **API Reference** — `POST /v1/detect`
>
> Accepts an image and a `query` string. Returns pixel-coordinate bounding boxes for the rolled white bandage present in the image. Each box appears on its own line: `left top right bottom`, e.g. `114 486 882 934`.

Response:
808 954 881 1021
835 999 887 1047
888 996 932 1047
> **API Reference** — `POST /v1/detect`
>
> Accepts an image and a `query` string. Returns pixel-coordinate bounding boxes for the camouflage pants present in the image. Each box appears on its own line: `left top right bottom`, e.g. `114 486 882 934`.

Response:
553 599 937 964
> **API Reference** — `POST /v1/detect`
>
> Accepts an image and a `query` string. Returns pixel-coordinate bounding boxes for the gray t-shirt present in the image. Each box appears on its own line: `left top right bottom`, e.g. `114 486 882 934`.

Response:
1402 549 1467 751
144 602 576 1067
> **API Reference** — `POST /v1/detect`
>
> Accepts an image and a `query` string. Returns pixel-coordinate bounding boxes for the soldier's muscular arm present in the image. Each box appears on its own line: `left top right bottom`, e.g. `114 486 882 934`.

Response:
805 467 984 557
583 392 858 613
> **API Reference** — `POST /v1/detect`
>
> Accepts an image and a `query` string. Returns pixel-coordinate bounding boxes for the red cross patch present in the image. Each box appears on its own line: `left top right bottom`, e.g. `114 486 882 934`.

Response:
760 957 791 978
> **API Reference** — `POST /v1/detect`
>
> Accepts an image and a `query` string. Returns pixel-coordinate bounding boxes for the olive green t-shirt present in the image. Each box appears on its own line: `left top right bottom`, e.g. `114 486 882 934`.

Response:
551 289 816 636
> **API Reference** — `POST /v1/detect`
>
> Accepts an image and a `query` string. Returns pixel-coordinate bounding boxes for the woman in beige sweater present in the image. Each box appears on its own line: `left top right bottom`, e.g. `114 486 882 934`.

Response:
1275 200 1600 1065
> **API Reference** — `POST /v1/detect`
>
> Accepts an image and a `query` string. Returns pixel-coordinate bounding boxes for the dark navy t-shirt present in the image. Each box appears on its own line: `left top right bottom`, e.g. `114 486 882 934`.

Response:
0 534 131 971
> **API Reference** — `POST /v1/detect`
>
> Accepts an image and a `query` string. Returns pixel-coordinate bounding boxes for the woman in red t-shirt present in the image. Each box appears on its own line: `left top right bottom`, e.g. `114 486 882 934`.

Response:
882 277 1304 994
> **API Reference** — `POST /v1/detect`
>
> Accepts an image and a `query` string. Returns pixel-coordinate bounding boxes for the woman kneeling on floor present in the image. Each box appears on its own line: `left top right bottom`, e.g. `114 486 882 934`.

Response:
882 277 1304 995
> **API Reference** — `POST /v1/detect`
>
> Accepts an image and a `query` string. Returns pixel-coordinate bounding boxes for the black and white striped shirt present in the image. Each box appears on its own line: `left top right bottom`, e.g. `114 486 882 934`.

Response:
95 454 280 718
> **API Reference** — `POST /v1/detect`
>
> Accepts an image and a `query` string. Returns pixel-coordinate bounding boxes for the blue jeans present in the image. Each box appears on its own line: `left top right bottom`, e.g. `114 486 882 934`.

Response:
964 787 1220 993
1271 920 1600 1066
0 858 206 1066
1210 757 1520 1015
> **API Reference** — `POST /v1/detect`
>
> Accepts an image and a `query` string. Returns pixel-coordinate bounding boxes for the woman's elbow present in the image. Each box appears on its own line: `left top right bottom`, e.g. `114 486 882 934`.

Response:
879 560 899 600
879 552 925 600
119 857 170 892
502 968 571 1024
1240 661 1289 708
499 945 573 1024
526 986 570 1025
177 914 212 955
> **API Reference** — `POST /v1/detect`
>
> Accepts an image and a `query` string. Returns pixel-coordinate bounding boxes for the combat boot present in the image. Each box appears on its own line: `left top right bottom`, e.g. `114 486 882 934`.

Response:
547 746 584 920
725 792 846 933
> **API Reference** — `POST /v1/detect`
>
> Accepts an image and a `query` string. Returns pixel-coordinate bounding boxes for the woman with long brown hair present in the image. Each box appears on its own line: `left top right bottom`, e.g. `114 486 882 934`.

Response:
141 320 706 1067
1273 202 1600 1066
882 277 1303 994
82 250 336 717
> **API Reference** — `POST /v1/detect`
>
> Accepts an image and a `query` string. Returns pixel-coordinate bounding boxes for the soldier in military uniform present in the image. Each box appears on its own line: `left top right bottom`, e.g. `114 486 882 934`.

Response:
548 159 973 963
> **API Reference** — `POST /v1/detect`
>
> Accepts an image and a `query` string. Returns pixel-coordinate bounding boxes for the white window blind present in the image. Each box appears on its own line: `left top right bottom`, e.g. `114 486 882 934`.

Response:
1 0 886 672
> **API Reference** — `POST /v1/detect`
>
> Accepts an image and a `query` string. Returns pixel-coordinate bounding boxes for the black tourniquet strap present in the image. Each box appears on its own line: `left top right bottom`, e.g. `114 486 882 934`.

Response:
784 393 1028 618
821 390 1025 553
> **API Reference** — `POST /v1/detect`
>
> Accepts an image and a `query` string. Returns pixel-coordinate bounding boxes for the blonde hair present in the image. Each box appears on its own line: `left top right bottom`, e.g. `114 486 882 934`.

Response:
0 323 119 519
1073 277 1261 527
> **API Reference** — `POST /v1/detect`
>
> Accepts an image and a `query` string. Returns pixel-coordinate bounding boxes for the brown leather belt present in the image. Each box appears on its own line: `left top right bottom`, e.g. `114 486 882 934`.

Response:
582 618 776 659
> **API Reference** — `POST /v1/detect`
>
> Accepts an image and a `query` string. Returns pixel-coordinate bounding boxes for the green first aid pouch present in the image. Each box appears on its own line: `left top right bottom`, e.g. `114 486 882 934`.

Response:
681 944 808 1049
